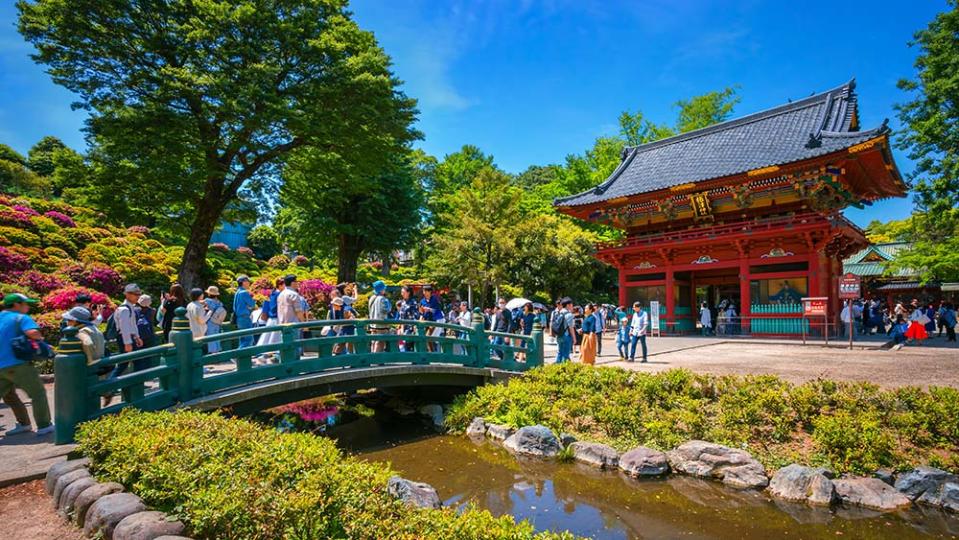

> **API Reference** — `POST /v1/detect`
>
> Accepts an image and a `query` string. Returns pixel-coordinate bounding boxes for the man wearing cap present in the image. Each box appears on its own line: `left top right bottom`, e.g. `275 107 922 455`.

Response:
368 280 391 353
116 284 143 354
233 275 256 348
0 293 54 436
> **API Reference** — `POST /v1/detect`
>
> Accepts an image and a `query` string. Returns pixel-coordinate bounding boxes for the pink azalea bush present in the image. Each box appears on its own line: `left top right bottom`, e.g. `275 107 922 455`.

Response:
42 286 115 318
237 246 255 257
0 246 30 279
12 204 38 216
209 242 231 252
18 271 66 295
127 225 150 236
70 264 124 297
292 255 310 266
0 208 35 229
44 210 76 228
298 279 334 308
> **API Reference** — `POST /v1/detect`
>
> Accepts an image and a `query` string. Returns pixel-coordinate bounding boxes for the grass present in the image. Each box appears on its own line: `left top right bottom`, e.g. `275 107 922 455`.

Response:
446 363 959 475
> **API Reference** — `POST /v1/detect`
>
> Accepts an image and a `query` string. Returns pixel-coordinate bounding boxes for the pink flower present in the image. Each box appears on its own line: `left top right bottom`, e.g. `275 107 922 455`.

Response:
0 209 35 229
292 255 310 266
18 271 66 295
298 279 334 307
0 246 30 279
44 210 76 228
42 286 116 318
11 204 39 216
127 225 150 236
209 242 231 252
237 246 255 257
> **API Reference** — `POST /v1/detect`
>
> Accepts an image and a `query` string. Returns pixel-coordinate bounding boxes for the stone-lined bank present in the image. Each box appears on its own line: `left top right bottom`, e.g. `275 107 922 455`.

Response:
45 459 191 540
465 417 959 514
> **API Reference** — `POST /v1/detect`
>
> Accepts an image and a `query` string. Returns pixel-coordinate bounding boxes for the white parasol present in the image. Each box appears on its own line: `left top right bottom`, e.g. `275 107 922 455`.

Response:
504 297 532 310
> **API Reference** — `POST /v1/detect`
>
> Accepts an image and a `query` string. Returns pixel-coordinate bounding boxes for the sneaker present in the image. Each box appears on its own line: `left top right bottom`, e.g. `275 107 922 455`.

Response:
35 424 55 436
4 423 32 436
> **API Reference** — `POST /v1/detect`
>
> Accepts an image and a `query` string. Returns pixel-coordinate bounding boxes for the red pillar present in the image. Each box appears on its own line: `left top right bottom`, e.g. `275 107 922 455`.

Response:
618 266 626 307
665 268 675 334
739 260 751 334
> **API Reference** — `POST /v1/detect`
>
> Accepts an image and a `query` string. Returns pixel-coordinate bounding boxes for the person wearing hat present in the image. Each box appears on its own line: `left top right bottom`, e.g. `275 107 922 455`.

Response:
204 286 227 353
368 281 391 353
63 306 106 366
116 283 143 354
135 294 157 349
186 288 212 341
277 274 305 325
233 275 256 348
0 293 53 436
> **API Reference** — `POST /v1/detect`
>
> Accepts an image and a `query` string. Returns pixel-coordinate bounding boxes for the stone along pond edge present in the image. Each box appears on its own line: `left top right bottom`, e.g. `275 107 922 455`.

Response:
463 417 959 515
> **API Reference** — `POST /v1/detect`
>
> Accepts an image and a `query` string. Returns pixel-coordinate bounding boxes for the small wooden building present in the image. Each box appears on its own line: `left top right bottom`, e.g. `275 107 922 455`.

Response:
555 81 906 334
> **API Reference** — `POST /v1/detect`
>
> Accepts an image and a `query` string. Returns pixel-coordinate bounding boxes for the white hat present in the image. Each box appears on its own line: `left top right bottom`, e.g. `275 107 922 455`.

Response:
138 294 152 307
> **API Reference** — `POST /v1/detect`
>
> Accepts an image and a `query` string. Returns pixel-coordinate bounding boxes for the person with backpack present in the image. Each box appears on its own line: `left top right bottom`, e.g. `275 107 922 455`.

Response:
63 306 105 366
551 297 576 364
0 293 54 436
204 286 227 353
136 294 157 349
368 280 392 353
233 275 256 348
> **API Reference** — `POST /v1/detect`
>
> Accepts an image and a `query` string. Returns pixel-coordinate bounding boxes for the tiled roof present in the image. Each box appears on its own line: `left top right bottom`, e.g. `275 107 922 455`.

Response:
556 80 888 207
843 242 914 277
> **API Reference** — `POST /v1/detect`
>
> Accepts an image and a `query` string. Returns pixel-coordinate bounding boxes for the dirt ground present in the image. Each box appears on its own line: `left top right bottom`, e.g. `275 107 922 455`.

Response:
0 480 84 540
600 341 959 388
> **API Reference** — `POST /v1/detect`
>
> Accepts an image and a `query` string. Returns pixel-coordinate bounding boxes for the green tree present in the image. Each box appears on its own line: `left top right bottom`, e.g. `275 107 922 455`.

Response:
894 1 959 282
26 135 66 177
674 87 741 133
865 218 914 244
18 0 417 288
246 224 282 261
0 144 26 166
509 214 602 302
428 168 522 307
278 150 424 283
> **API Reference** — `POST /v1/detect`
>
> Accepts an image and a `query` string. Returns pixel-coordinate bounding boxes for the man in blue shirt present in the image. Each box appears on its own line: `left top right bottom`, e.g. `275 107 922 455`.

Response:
233 275 256 348
420 285 445 352
0 293 53 436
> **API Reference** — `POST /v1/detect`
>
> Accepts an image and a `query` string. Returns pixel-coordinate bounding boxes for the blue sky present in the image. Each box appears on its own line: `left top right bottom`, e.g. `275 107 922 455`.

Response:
0 1 948 226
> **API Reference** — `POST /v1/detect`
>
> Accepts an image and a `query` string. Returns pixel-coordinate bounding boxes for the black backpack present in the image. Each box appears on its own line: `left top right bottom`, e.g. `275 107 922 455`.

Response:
550 310 567 335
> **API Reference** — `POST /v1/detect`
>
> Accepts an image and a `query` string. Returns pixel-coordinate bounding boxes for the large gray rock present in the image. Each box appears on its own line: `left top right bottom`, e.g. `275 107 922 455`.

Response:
84 492 145 537
114 511 187 540
387 476 441 509
941 482 959 513
75 482 125 526
894 466 959 509
503 425 563 458
767 465 837 506
52 467 92 508
569 442 620 469
57 476 97 517
486 424 515 441
45 458 90 494
834 477 912 512
874 468 896 486
559 433 577 447
666 440 768 489
619 447 668 476
466 417 487 438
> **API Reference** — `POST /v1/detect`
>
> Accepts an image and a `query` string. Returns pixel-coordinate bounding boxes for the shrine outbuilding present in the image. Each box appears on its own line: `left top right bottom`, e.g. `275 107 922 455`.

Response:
555 80 907 335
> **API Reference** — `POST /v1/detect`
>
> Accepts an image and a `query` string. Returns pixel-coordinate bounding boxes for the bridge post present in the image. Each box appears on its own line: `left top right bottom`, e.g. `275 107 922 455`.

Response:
471 311 486 368
54 326 87 444
279 325 297 363
171 307 198 401
529 321 544 368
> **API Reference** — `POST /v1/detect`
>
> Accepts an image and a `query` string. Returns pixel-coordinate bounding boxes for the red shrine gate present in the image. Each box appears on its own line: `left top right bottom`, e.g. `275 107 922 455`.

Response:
555 81 906 335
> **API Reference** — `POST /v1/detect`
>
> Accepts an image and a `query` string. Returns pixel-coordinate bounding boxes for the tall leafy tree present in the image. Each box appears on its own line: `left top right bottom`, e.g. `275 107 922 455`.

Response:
278 150 424 283
674 87 741 133
26 135 67 177
18 0 416 288
894 1 959 282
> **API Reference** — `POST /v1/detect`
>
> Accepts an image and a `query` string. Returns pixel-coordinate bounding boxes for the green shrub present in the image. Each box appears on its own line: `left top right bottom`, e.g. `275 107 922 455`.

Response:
447 364 959 474
0 226 41 247
77 410 576 540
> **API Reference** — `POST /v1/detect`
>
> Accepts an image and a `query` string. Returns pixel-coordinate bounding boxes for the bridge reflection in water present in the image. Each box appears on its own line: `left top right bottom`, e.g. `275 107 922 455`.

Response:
54 308 543 444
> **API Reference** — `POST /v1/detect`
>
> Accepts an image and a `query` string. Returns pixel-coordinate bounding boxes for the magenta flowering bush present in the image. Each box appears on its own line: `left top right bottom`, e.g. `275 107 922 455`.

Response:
18 271 66 295
42 286 115 318
127 225 150 236
0 208 35 229
0 246 30 279
298 278 334 308
209 242 230 252
237 246 255 257
12 204 39 216
292 255 310 266
44 210 76 228
73 264 124 297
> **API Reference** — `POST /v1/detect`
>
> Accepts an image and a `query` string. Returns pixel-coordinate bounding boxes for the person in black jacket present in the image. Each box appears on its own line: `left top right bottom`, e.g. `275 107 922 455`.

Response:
492 298 511 359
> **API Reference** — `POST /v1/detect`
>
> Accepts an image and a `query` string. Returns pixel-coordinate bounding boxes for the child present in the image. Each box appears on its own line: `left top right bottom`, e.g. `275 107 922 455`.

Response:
616 317 630 360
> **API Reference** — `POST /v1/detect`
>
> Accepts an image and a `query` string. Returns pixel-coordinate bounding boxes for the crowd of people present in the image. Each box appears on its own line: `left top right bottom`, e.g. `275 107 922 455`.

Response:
842 298 958 345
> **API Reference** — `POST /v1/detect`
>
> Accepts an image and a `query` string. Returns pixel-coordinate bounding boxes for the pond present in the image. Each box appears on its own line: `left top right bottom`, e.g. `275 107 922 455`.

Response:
263 397 959 540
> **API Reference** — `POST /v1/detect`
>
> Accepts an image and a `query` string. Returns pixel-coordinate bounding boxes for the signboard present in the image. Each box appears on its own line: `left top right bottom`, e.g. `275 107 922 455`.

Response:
649 301 660 337
689 192 712 219
839 273 861 299
802 297 828 317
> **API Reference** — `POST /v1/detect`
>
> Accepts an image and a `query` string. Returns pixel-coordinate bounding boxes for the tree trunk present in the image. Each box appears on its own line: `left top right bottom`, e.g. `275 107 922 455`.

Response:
380 253 391 277
177 195 225 290
337 233 363 283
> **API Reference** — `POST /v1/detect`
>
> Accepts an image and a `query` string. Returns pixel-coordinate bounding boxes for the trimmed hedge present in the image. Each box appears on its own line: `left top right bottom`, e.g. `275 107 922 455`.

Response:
77 409 576 540
446 364 959 475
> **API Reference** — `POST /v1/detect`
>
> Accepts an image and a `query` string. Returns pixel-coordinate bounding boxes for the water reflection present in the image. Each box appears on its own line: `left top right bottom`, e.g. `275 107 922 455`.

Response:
275 401 959 540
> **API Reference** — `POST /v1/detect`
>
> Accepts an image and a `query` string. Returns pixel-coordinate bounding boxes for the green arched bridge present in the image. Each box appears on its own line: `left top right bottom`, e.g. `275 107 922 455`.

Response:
53 309 544 444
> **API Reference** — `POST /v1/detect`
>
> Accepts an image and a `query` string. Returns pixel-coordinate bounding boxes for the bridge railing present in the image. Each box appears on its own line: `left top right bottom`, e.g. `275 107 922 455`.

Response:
54 309 543 444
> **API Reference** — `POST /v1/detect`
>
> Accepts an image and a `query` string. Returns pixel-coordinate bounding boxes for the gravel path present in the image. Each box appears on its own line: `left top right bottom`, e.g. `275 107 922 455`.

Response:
0 480 84 540
599 341 959 388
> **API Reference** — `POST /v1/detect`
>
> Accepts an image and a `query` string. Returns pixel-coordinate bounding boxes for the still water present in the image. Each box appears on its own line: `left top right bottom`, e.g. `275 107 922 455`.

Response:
275 401 959 539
